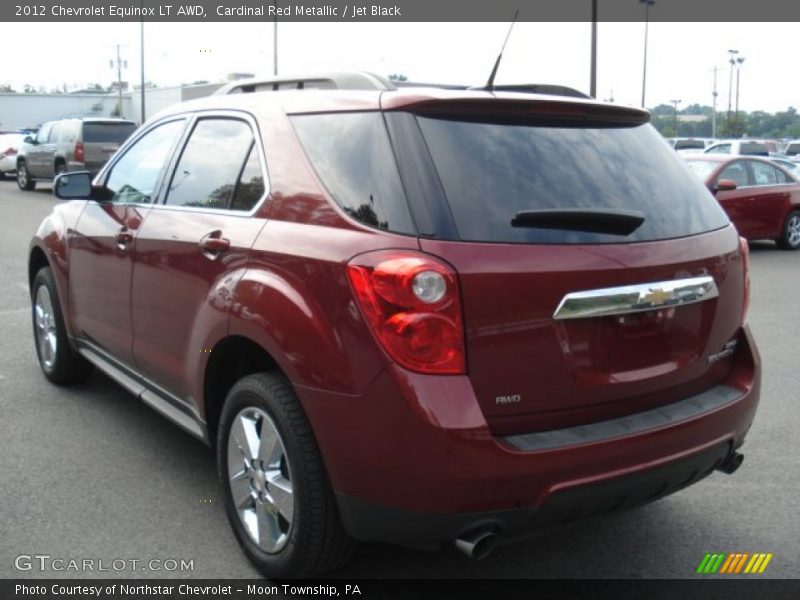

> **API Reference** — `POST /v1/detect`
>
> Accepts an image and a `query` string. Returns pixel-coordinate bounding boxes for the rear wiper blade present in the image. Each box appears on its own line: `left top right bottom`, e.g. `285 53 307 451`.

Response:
511 208 645 236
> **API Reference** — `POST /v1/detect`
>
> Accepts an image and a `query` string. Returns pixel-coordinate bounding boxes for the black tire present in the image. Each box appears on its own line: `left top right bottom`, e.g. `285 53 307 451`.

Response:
217 372 356 579
17 160 36 191
54 161 67 177
31 267 93 384
776 210 800 250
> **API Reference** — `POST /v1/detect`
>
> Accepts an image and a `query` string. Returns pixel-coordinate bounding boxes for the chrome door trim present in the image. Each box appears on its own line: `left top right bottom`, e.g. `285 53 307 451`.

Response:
553 276 719 320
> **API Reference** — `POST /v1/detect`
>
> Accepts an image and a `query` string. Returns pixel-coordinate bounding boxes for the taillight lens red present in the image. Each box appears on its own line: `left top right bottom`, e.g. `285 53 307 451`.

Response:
3 147 17 156
739 236 750 325
347 251 465 374
74 142 84 162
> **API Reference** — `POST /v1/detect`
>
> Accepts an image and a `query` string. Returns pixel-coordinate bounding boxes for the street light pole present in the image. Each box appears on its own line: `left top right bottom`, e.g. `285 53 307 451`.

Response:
726 49 738 122
640 0 655 108
140 0 146 124
711 66 718 138
735 56 745 117
670 98 681 135
590 0 597 98
273 0 278 76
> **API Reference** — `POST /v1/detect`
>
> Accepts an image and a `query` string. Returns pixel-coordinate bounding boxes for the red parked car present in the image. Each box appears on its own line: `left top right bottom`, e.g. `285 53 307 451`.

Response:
29 74 760 578
685 155 800 250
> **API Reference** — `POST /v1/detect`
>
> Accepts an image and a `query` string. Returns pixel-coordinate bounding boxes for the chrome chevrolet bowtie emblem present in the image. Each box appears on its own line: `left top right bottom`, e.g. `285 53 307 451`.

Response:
641 288 672 305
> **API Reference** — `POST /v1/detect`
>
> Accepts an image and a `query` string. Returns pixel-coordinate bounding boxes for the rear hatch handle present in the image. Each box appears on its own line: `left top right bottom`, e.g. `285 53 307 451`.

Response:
553 276 719 320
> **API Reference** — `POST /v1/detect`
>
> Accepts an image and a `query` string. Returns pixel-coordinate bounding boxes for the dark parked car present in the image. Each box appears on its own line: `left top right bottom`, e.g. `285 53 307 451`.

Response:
29 75 760 578
16 117 136 190
685 155 800 250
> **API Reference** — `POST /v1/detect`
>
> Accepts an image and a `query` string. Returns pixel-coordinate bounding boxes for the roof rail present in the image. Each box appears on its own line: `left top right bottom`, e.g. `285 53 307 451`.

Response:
213 72 394 95
213 71 590 100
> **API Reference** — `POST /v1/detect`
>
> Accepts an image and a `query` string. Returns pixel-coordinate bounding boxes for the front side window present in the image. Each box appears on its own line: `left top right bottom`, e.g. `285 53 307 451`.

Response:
165 118 256 210
105 119 186 204
707 144 731 154
35 123 53 144
718 161 749 187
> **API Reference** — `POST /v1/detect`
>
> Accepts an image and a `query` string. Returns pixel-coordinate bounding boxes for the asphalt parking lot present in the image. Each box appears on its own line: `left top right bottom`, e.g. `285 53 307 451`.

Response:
0 178 797 579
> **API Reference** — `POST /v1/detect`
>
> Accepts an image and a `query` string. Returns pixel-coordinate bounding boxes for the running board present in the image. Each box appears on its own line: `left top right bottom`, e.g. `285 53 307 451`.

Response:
76 342 208 444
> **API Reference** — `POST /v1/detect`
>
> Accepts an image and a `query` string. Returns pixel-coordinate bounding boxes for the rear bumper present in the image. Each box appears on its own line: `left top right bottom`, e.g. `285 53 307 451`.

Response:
336 440 733 546
298 326 760 545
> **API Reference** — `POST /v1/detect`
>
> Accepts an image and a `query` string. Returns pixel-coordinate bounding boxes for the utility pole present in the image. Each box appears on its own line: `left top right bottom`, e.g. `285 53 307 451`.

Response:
640 0 655 108
711 66 718 138
110 44 127 118
589 0 597 98
670 99 681 136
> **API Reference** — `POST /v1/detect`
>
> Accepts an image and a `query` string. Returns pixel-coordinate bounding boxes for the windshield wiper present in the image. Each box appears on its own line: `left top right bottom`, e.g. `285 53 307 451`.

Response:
511 208 645 236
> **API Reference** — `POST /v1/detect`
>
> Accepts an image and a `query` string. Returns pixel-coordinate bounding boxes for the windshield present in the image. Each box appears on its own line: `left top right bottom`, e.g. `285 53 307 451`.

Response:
415 116 729 244
684 160 719 182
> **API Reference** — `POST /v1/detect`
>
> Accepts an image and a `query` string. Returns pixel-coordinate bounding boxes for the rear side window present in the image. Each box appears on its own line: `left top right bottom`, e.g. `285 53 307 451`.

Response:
83 122 137 144
749 161 779 185
291 113 415 234
416 116 729 244
785 143 800 156
165 118 261 211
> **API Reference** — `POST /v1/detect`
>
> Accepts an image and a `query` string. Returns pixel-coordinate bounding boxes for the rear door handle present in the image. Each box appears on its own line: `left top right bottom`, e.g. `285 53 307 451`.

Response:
200 231 230 257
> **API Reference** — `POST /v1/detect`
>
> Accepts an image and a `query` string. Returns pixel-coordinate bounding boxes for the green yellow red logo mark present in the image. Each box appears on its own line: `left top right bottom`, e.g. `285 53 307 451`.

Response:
696 552 773 574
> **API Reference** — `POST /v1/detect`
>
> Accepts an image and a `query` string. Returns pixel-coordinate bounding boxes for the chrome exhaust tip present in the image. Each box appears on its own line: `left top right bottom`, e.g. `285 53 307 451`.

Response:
454 529 497 560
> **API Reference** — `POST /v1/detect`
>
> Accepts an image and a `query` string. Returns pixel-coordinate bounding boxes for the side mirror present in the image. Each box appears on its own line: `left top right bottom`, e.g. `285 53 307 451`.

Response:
24 135 35 144
714 179 738 192
53 171 92 200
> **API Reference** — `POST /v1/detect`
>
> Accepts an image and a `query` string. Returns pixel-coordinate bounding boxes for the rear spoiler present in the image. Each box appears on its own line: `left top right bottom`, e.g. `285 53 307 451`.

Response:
386 97 650 126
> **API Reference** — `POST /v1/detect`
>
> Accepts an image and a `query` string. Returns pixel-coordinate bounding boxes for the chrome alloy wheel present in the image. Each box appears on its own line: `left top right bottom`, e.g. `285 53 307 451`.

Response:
227 407 294 553
34 285 58 370
787 214 800 248
18 164 28 187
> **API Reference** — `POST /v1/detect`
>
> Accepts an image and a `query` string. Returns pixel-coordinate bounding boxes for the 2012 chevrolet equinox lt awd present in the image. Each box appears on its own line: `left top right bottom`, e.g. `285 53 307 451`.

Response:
29 73 761 578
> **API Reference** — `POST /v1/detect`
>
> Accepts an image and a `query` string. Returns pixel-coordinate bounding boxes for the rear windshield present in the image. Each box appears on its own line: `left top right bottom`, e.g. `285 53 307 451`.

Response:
785 143 800 156
739 142 768 156
415 116 729 244
83 122 137 144
674 139 705 150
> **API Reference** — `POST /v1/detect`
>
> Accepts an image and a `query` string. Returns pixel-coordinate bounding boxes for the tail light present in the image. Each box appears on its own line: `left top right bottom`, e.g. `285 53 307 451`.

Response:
739 236 750 325
3 147 17 156
347 251 465 374
74 142 84 162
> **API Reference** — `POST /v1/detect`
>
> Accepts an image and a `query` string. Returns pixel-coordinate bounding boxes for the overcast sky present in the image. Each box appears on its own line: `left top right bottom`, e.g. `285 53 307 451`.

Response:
0 21 795 112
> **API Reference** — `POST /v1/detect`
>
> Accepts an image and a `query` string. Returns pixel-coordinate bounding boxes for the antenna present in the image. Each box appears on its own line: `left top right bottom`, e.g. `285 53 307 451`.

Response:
484 10 519 91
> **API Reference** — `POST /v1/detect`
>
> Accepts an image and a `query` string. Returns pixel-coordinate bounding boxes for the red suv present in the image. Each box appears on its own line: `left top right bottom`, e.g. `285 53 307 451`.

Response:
29 74 760 578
